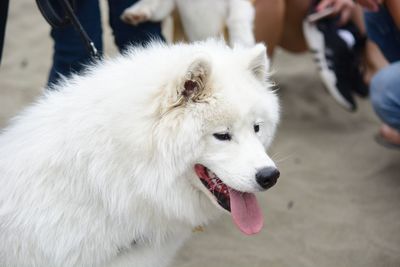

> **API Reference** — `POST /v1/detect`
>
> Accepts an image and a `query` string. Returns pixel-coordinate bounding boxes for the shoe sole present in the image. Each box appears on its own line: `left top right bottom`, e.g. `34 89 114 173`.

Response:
303 21 353 111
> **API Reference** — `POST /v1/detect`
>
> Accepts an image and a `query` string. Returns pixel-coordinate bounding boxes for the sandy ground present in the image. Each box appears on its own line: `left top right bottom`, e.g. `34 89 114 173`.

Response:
1 1 400 267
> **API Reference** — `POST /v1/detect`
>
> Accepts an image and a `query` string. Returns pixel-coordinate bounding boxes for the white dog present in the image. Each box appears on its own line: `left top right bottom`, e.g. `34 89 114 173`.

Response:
121 0 255 46
0 40 279 267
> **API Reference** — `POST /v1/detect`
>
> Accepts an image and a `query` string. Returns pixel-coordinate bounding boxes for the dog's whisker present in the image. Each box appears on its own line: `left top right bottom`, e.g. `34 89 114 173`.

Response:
271 152 293 164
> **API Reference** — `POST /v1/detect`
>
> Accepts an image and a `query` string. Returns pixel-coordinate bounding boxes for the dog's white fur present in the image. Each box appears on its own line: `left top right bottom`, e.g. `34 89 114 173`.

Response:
0 40 279 267
121 0 255 46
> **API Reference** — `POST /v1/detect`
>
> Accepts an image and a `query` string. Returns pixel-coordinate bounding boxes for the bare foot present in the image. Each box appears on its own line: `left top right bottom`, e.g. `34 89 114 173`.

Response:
380 124 400 145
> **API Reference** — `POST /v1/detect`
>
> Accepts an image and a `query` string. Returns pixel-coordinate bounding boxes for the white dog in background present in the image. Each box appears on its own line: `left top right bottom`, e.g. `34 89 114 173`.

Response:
0 40 279 267
121 0 256 46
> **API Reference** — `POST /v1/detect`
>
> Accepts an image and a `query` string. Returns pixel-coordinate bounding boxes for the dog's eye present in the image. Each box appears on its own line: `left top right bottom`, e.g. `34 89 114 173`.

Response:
254 124 260 133
213 133 232 141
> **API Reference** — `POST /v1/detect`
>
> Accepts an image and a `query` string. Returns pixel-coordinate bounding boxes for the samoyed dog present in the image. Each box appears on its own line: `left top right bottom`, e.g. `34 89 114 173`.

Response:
121 0 255 46
0 40 279 267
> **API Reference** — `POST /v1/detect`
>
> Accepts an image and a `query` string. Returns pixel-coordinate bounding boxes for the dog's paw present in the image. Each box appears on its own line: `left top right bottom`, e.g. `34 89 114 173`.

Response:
121 6 151 25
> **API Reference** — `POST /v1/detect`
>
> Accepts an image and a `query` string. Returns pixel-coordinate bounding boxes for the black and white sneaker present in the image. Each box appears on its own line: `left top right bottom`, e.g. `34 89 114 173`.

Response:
345 22 368 98
303 17 364 111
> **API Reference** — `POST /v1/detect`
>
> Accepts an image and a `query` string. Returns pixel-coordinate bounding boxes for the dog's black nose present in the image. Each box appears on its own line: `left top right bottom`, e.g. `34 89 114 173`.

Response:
256 167 280 189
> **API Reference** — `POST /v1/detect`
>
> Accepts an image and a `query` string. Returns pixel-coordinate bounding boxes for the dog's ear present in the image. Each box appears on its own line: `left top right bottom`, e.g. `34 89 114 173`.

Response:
180 58 212 102
247 43 269 81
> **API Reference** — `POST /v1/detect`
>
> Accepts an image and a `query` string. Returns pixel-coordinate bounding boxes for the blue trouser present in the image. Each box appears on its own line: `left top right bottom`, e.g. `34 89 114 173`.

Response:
370 62 400 131
364 6 400 63
365 6 400 131
48 0 164 85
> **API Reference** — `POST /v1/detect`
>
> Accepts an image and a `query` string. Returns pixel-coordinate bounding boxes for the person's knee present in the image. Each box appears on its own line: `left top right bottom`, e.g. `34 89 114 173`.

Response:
370 63 400 128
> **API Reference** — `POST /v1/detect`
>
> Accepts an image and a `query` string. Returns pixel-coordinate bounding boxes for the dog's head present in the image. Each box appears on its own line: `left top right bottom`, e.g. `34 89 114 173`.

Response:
156 42 280 234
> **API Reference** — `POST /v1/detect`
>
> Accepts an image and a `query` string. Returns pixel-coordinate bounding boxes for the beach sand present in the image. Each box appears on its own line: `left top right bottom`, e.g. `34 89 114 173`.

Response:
1 1 399 266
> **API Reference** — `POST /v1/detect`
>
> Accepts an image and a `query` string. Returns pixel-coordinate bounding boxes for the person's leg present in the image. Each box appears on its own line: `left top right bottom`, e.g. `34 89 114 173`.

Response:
254 0 285 57
279 0 311 54
108 0 164 53
360 40 388 84
370 62 400 144
254 0 312 57
351 6 388 85
48 0 103 85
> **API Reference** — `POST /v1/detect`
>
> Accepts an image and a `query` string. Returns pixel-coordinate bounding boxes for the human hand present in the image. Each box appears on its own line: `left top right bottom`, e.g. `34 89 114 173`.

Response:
355 0 383 11
317 0 355 25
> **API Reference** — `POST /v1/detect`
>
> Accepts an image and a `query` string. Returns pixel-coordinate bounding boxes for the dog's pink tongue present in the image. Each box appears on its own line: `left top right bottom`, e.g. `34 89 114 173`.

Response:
229 189 263 235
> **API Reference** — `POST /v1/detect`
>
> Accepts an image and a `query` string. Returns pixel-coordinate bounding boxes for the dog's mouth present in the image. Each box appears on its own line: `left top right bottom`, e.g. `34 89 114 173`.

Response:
194 164 263 235
195 164 231 211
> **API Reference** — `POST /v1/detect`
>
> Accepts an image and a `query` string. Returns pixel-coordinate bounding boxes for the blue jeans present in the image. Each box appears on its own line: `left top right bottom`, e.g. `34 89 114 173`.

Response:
370 62 400 131
364 6 400 63
365 6 400 130
48 0 164 85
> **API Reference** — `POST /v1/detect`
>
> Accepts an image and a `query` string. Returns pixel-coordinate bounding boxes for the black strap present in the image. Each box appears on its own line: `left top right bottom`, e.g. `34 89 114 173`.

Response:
0 0 9 66
36 0 99 60
35 0 70 28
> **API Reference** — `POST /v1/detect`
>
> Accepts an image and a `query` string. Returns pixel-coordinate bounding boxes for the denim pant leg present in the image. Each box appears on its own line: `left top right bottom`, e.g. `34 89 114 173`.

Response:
107 0 164 53
48 0 103 86
370 62 400 131
364 6 400 63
